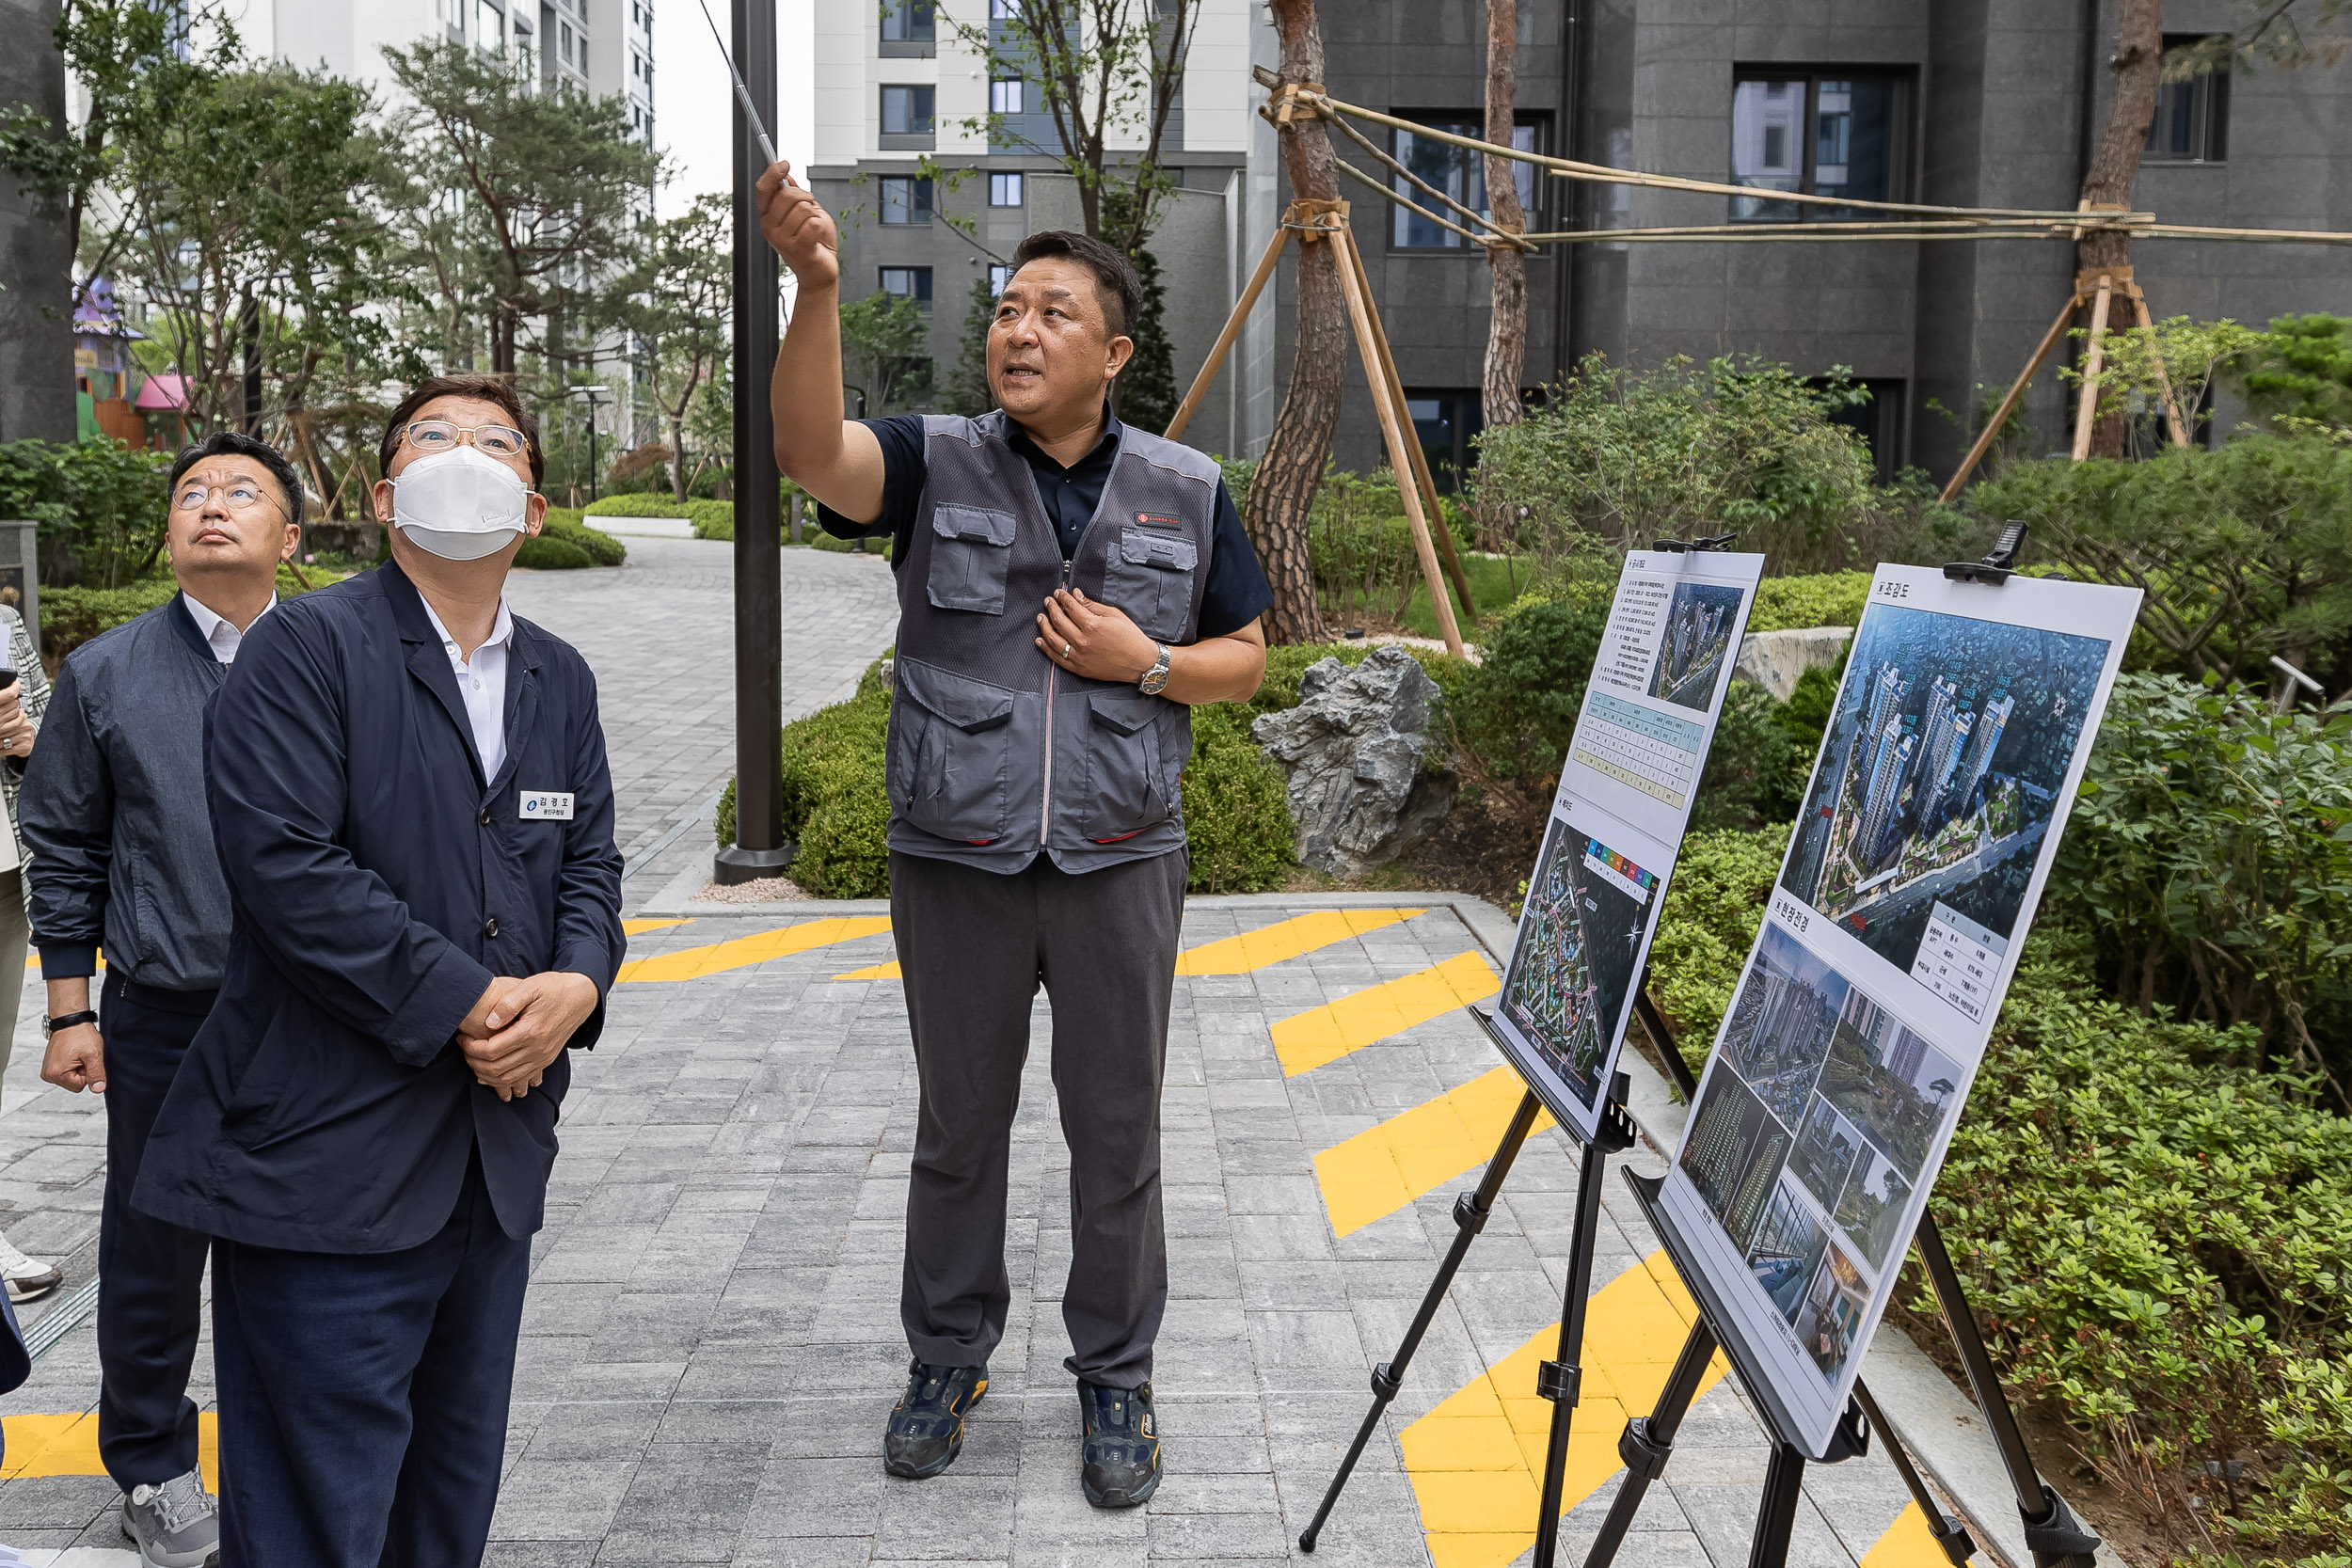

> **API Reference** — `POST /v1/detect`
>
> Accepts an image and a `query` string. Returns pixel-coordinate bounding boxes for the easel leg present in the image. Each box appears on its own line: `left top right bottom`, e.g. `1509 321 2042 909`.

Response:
1850 1380 1975 1565
1532 1086 1633 1568
1915 1215 2103 1568
1579 1317 1718 1568
1297 1089 1547 1552
1744 1442 1809 1568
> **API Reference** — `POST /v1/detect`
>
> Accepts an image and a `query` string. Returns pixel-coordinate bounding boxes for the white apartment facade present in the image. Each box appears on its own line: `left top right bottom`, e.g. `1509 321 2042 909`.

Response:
809 0 1258 451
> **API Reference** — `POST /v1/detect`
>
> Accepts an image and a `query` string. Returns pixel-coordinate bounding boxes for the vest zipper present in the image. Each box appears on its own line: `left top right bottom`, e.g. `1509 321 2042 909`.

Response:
1041 557 1073 843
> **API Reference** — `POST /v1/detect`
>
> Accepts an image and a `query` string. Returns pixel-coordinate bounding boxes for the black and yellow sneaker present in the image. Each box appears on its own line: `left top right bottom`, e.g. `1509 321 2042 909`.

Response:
1077 1378 1162 1508
883 1359 989 1480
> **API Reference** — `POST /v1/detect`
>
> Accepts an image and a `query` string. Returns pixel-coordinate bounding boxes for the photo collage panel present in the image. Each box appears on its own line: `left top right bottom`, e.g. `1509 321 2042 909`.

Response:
1677 923 1964 1388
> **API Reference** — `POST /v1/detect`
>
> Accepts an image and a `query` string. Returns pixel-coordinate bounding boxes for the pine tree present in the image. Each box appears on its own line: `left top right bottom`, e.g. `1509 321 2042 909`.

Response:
945 275 996 417
1114 245 1178 435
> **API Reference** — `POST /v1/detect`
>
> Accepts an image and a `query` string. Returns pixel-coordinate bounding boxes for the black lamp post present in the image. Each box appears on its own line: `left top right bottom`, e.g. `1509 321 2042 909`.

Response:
573 383 612 501
713 0 791 885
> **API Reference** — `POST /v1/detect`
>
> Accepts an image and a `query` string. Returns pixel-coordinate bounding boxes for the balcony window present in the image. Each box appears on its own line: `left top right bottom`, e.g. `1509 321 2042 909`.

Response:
989 263 1012 293
1731 71 1909 220
882 1 934 42
881 266 934 313
880 176 934 225
1390 118 1538 249
477 0 503 48
992 78 1025 115
2147 35 2228 162
989 171 1025 206
881 85 936 137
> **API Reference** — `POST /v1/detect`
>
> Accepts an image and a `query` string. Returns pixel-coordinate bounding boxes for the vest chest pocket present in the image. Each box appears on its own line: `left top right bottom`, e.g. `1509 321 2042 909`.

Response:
890 658 1017 845
928 504 1020 614
1104 528 1198 642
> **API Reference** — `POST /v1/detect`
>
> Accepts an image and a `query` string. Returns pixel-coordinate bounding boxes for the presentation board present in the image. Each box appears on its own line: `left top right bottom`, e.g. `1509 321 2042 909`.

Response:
1488 548 1764 1142
1652 564 2140 1456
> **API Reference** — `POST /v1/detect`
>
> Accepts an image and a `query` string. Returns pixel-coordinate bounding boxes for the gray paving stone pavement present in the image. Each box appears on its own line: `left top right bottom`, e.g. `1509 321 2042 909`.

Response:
0 544 1955 1566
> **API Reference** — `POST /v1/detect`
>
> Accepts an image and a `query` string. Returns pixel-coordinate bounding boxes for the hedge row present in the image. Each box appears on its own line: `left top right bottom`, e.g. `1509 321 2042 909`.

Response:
516 510 627 570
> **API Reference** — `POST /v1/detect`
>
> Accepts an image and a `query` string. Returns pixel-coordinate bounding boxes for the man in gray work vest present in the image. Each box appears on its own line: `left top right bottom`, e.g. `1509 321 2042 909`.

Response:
759 163 1271 1507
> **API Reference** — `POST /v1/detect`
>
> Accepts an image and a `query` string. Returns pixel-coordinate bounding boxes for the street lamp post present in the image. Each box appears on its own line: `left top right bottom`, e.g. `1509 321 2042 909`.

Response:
714 0 791 886
573 383 613 501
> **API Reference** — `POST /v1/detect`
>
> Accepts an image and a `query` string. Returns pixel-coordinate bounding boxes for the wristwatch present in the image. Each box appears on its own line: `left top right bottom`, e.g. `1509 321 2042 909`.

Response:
41 1009 97 1037
1138 643 1172 696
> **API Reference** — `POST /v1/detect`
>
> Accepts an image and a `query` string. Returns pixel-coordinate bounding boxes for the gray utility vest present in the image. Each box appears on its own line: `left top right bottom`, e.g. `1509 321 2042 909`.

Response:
887 411 1222 875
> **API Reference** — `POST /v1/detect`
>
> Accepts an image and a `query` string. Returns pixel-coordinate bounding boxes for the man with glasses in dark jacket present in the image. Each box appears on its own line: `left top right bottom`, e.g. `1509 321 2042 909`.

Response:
21 429 305 1568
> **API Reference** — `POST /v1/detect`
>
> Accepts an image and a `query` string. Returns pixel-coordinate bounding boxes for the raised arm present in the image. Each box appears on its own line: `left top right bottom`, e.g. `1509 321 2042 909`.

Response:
755 161 886 525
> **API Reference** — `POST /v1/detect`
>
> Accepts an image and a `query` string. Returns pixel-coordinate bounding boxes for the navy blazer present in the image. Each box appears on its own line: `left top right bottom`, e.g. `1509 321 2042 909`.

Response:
135 562 626 1253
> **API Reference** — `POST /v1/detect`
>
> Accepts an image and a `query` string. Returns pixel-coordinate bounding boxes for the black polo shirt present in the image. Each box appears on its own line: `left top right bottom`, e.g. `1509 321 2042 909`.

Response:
817 408 1273 639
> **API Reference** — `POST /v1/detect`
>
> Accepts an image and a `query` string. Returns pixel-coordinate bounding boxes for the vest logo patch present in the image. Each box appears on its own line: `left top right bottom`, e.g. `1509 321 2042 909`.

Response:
1135 512 1182 531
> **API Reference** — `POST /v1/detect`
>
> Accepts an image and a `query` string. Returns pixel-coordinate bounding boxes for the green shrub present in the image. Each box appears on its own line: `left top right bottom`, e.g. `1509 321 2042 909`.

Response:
1445 597 1607 784
716 660 894 897
513 534 594 570
809 528 897 562
42 562 343 658
1690 683 1805 833
583 494 694 518
2234 310 2352 431
1645 826 1786 1073
1747 570 1870 633
1182 703 1295 894
0 436 173 589
538 510 627 565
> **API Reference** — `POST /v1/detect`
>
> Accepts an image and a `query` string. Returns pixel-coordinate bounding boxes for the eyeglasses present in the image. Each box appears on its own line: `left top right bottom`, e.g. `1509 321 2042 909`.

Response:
170 481 282 514
400 420 532 459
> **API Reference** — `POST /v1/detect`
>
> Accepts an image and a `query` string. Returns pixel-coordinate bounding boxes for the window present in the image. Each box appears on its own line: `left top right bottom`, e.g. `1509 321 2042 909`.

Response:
992 0 1015 16
989 263 1013 293
991 77 1025 115
2147 35 2228 162
989 171 1025 206
559 21 573 63
1406 391 1484 492
477 0 503 48
881 266 934 313
882 0 935 43
1730 72 1908 220
881 85 936 137
879 176 934 224
1390 118 1538 248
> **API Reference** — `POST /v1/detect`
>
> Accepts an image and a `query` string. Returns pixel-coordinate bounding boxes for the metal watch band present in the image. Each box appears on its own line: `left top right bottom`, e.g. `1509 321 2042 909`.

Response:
41 1009 98 1036
1139 643 1172 695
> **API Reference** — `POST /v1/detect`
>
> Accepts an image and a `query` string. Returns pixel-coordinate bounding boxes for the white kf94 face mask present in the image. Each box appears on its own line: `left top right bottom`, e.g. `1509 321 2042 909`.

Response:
392 444 534 561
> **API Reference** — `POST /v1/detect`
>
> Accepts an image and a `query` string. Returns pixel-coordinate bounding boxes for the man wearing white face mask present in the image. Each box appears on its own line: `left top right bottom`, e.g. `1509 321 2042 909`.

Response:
134 375 626 1567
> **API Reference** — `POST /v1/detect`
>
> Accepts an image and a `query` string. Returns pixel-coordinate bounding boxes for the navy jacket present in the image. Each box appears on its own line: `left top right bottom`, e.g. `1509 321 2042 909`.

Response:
135 562 626 1253
20 596 241 990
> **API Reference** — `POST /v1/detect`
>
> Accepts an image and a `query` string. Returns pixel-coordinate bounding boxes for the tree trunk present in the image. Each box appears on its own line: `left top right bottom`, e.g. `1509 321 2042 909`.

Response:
1244 0 1339 646
2076 0 2162 458
671 412 691 503
1478 0 1527 548
492 304 518 377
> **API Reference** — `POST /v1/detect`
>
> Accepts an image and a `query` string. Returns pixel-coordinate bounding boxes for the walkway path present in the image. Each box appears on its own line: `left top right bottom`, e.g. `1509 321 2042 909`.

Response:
0 540 1962 1567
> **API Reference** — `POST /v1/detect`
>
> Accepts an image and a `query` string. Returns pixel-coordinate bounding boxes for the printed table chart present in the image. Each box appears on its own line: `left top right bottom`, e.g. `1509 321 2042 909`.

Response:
1570 691 1707 808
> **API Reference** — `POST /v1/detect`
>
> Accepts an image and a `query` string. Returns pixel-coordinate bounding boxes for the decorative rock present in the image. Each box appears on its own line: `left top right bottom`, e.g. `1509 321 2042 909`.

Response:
1734 626 1853 702
1251 645 1455 879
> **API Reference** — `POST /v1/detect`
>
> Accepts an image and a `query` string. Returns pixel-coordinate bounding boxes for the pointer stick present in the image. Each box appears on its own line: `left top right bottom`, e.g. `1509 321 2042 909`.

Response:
694 0 780 166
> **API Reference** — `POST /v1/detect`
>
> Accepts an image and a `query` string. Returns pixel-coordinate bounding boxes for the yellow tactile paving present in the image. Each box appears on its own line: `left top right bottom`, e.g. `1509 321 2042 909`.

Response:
621 917 690 936
1862 1502 1960 1567
2 1411 218 1491
1173 909 1426 975
1401 1251 1729 1568
1313 1066 1554 1238
1270 950 1501 1077
827 906 1430 984
614 916 893 983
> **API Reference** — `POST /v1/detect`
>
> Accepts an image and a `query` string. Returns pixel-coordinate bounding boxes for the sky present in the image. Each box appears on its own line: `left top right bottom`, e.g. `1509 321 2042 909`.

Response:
654 0 816 217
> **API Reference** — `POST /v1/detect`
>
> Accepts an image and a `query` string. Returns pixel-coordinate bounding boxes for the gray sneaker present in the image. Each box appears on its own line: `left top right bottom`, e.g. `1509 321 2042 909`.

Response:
121 1468 220 1568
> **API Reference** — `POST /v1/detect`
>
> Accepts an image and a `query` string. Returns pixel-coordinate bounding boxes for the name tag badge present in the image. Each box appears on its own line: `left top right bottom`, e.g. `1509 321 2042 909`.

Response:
518 791 576 822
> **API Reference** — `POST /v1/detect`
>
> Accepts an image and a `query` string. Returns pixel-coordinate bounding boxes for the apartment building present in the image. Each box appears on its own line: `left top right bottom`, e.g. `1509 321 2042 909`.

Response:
810 0 1259 450
1252 0 2352 483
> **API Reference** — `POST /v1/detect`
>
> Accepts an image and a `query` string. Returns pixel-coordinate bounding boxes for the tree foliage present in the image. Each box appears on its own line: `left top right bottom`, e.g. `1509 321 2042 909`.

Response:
838 292 932 415
619 194 730 502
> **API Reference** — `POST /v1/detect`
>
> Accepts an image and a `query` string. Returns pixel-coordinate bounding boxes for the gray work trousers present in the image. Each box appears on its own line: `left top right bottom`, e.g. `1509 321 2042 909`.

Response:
889 847 1186 1390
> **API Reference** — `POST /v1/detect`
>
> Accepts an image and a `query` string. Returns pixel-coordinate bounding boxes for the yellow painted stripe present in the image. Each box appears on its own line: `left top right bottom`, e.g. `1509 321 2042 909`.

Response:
1863 1502 1962 1568
1270 950 1501 1076
1173 909 1427 976
828 907 1428 985
622 918 690 935
614 916 892 983
1404 1252 1729 1568
3 1411 218 1491
1314 1066 1554 1238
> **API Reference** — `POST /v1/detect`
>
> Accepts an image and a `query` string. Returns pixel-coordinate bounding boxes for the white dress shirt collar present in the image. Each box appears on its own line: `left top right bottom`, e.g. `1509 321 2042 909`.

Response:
419 594 516 782
181 592 272 666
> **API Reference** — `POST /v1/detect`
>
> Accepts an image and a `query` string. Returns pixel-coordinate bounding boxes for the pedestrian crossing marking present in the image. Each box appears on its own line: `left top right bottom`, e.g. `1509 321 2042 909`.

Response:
1173 909 1427 975
1402 1252 1728 1568
614 916 893 982
622 918 691 935
1314 1066 1552 1238
1862 1502 1961 1567
826 906 1430 984
1 1410 217 1492
1270 950 1501 1076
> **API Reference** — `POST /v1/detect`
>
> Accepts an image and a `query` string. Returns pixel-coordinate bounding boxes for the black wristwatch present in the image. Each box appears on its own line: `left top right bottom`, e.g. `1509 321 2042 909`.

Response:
41 1009 98 1037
